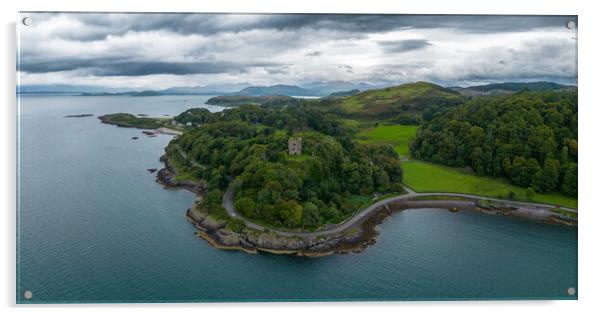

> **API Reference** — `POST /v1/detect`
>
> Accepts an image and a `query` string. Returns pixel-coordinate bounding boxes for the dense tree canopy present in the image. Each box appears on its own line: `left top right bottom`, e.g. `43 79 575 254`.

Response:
167 105 404 229
166 86 577 232
411 91 577 196
174 108 218 125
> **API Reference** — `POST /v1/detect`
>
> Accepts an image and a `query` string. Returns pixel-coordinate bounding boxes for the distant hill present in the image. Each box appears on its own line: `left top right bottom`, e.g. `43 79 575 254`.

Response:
17 84 132 94
327 89 360 97
323 81 464 119
302 81 379 95
18 83 251 96
20 81 576 100
234 85 317 96
130 90 163 97
451 82 576 97
206 95 302 107
158 83 251 95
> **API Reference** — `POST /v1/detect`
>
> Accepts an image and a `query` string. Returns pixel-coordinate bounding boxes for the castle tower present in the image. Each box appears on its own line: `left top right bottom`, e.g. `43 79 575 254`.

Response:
288 137 302 155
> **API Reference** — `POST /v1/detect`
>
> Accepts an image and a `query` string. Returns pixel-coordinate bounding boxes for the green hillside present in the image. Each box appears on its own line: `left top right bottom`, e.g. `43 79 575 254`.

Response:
330 82 464 119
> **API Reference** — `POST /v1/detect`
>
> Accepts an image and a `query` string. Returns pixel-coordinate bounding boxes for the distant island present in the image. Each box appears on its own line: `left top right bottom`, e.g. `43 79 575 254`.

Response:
98 81 578 256
205 95 302 107
64 114 94 118
99 113 168 129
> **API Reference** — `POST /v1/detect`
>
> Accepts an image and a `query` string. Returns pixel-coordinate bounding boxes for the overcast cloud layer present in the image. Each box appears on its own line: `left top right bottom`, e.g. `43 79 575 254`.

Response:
17 13 578 89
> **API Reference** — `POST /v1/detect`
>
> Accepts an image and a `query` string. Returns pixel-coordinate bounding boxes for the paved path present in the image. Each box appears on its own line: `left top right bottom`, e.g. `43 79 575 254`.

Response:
155 127 183 136
174 143 577 238
221 183 577 238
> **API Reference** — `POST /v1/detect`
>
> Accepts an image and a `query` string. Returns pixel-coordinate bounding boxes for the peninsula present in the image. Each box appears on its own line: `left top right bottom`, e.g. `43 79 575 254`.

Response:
100 82 578 256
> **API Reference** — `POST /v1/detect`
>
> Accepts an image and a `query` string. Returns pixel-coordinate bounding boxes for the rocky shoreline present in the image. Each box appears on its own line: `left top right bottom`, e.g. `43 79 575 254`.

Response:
184 205 370 257
156 154 386 256
156 154 577 257
156 155 207 194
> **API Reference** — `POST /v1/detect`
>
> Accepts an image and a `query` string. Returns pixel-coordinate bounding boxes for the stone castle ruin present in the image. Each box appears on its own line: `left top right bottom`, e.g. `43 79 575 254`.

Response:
288 137 302 155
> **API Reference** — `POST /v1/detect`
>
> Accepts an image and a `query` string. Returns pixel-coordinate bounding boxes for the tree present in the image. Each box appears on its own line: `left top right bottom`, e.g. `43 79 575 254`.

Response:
469 126 486 148
526 187 535 200
204 189 222 206
561 163 578 196
471 147 485 174
302 202 320 227
235 197 256 218
226 218 246 233
560 146 569 165
290 202 303 226
507 191 516 200
567 139 578 157
536 159 560 192
374 169 391 191
526 158 541 181
510 157 531 187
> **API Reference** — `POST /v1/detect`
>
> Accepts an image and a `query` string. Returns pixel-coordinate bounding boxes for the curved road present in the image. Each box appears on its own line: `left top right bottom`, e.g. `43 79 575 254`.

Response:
175 144 577 238
222 183 577 239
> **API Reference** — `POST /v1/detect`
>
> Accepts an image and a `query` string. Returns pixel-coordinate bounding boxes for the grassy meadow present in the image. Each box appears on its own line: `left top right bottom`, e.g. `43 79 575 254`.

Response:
357 124 418 157
402 160 577 208
349 120 578 209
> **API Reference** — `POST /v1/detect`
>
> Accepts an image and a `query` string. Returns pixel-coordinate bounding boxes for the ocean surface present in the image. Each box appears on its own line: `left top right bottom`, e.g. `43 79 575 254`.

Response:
17 95 577 303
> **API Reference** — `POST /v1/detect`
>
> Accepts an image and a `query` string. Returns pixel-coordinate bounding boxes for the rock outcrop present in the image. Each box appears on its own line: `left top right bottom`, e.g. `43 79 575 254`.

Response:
156 155 206 195
184 205 369 257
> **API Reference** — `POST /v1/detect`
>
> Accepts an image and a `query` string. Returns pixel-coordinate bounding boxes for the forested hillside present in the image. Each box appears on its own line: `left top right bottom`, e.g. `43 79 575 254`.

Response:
451 82 576 97
167 83 578 231
167 105 404 229
411 90 577 196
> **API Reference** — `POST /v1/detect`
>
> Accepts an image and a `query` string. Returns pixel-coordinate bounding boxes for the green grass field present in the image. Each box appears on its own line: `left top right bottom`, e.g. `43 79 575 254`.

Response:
357 124 418 157
351 122 577 209
402 160 577 209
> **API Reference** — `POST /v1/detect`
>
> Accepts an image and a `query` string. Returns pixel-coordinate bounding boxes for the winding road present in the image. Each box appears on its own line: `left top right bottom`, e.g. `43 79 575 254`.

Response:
222 183 577 238
175 144 577 238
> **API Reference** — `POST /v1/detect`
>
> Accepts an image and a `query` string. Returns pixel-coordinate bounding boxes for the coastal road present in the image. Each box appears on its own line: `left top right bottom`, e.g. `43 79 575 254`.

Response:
176 142 576 238
221 183 577 239
222 185 270 232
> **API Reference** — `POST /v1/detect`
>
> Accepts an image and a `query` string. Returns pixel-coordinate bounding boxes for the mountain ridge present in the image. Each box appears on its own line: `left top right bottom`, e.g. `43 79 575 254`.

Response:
18 81 575 98
450 81 576 97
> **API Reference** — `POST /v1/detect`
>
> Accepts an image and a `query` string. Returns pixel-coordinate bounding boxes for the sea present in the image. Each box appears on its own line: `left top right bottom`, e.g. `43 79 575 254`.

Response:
17 95 577 303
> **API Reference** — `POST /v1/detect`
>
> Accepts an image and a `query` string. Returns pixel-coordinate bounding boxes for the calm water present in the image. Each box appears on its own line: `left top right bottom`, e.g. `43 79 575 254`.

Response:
17 95 577 303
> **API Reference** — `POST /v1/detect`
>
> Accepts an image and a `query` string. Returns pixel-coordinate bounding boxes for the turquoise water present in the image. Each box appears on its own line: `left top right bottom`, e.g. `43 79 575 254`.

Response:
17 95 577 303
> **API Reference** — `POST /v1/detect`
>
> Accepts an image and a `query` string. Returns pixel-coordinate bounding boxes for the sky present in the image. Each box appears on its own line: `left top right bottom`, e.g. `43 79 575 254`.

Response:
17 13 578 90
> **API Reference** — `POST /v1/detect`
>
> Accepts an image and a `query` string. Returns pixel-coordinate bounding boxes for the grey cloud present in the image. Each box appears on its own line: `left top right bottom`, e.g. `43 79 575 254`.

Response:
430 39 577 83
18 13 577 88
378 39 431 53
95 61 279 76
338 65 354 74
306 51 323 57
19 59 280 76
400 15 577 33
26 13 577 40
